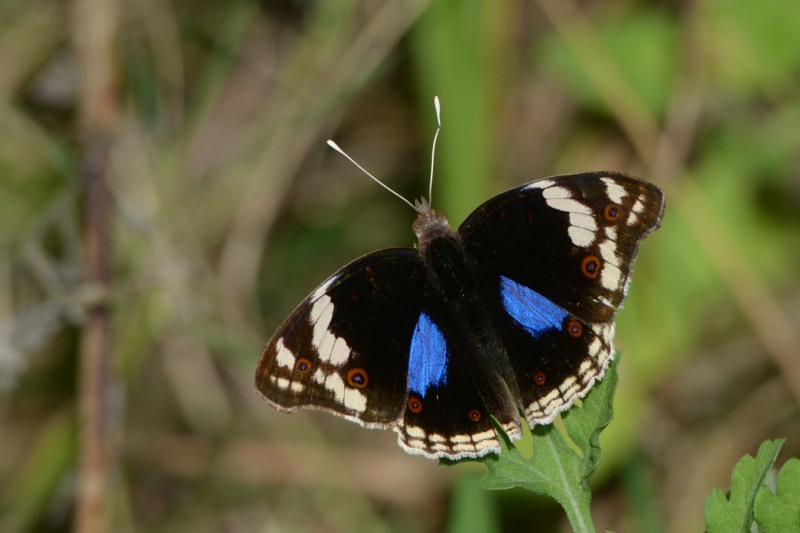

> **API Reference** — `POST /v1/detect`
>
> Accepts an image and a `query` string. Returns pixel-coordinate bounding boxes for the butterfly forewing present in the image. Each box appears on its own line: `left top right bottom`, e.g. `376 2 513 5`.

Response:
460 172 665 323
255 249 426 428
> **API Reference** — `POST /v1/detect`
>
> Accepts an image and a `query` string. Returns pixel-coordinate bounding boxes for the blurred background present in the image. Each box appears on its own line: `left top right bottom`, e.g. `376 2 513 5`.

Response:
1 0 799 531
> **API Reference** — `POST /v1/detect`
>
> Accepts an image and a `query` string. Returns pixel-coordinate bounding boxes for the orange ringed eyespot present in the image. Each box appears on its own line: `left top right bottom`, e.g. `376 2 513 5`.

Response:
295 358 312 374
567 320 583 338
534 371 547 386
468 409 481 422
604 204 620 221
407 397 423 414
346 368 368 388
581 255 601 278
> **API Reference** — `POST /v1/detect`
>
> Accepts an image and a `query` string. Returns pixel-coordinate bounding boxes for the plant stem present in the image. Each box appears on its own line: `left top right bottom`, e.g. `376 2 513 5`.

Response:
71 0 120 530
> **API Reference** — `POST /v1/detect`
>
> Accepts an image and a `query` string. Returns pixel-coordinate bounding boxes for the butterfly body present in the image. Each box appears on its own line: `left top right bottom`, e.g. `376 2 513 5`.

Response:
256 171 665 460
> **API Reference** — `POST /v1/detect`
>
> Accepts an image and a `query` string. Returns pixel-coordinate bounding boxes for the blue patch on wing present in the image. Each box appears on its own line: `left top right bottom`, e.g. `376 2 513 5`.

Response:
500 276 568 337
408 312 448 395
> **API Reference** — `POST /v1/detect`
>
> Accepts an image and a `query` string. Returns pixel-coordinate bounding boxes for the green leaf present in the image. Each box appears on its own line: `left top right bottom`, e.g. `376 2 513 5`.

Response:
754 458 800 533
481 423 594 533
562 357 618 484
704 439 785 533
479 355 620 533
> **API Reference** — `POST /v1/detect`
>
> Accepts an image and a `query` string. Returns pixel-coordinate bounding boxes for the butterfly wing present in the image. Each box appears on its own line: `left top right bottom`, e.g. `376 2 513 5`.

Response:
393 283 523 460
459 270 617 426
255 249 427 428
460 171 665 322
459 172 665 425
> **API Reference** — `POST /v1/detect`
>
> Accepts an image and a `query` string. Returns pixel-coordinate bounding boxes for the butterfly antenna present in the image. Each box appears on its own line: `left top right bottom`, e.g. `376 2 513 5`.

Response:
326 140 417 211
428 96 441 206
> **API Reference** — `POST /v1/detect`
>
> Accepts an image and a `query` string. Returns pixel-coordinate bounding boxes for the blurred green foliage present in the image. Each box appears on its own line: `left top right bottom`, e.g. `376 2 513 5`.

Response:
1 0 799 532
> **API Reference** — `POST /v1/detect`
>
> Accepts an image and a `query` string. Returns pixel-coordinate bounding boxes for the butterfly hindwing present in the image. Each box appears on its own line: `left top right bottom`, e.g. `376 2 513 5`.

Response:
460 171 665 323
475 271 616 426
394 285 522 459
255 249 426 427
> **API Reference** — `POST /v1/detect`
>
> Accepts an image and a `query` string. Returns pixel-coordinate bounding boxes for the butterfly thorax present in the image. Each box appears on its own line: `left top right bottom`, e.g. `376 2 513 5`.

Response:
412 204 473 300
412 201 454 246
413 203 506 372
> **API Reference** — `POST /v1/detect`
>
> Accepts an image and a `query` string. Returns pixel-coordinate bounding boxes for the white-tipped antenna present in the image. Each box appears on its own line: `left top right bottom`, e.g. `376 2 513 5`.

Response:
428 96 441 205
326 140 417 211
327 98 442 212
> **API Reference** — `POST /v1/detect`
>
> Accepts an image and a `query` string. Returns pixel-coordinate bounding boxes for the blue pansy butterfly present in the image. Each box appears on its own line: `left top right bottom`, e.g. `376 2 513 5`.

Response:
256 101 665 460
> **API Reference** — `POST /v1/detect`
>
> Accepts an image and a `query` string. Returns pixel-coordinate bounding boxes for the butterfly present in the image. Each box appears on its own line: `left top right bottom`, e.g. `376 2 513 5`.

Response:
255 106 665 460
